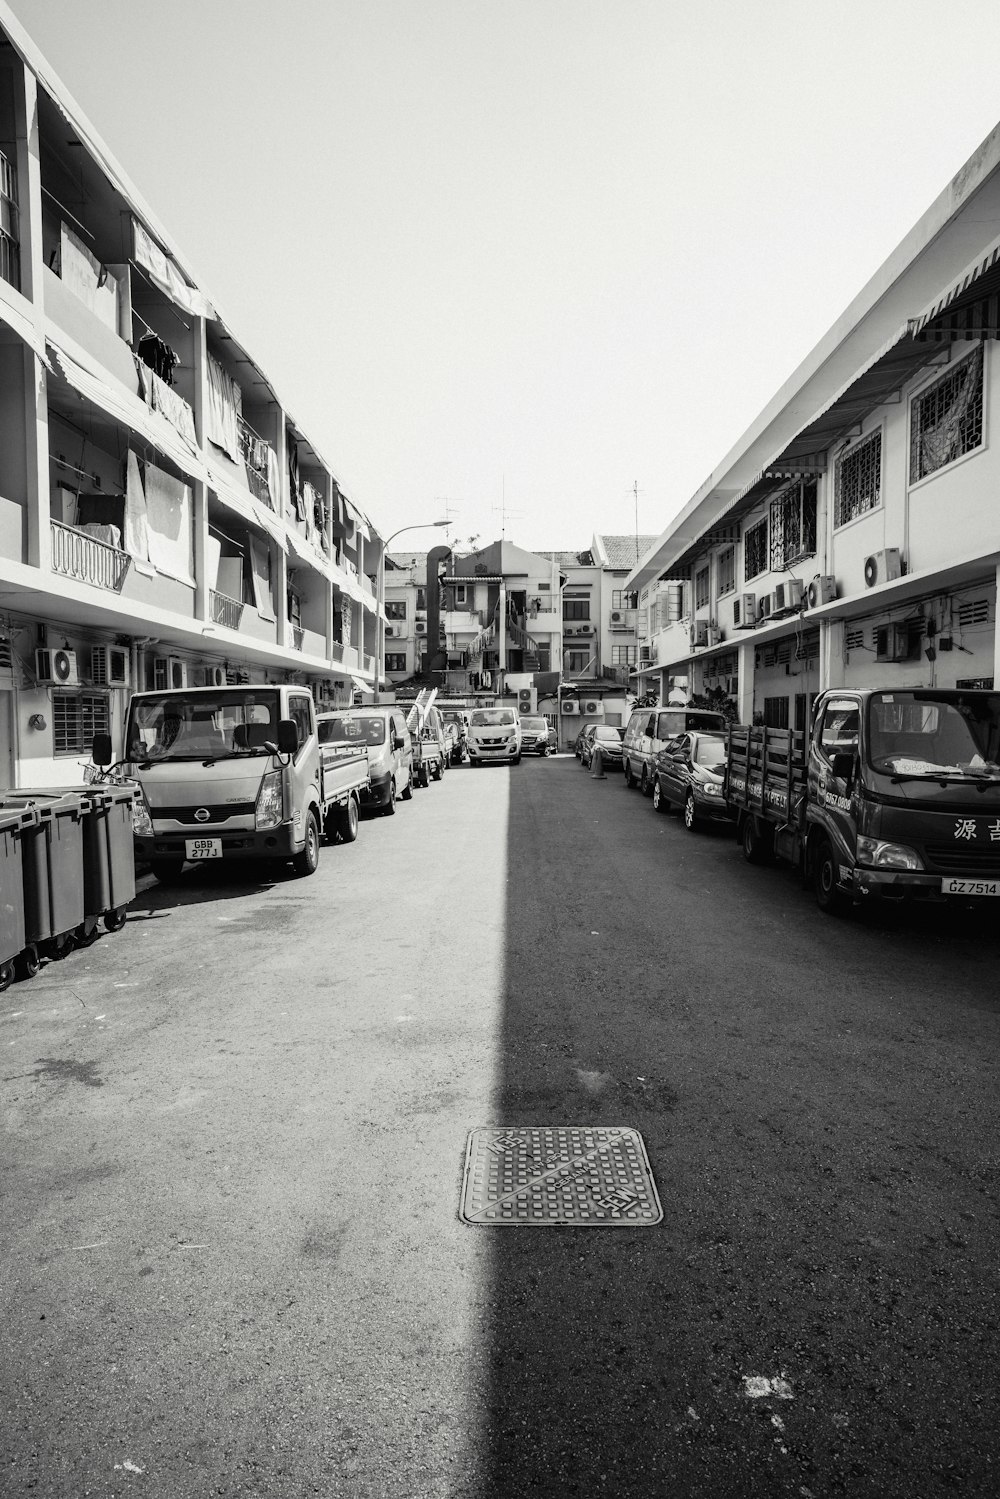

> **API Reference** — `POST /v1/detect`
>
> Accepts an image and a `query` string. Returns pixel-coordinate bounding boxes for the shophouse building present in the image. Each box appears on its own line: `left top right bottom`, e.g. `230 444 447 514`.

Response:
0 6 384 788
627 125 1000 728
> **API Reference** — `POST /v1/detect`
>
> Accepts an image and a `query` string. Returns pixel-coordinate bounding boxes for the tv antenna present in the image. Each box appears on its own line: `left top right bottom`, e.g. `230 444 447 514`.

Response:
492 474 524 540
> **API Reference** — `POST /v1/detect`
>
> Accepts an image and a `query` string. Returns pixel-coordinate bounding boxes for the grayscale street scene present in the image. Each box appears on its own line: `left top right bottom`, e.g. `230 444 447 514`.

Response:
2 2 1000 1495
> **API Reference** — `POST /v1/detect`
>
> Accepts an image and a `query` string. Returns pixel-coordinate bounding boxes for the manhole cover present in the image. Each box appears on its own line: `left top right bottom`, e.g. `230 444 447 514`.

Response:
460 1126 662 1226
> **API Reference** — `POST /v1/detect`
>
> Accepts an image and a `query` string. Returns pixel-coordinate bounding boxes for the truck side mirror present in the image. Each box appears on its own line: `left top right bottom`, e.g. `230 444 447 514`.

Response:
277 719 299 755
92 732 113 767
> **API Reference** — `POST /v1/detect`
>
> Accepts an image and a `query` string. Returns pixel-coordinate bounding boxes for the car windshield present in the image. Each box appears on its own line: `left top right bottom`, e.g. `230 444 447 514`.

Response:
470 709 516 726
692 736 727 767
319 714 385 746
522 718 547 731
867 692 1000 778
127 690 281 761
595 726 623 741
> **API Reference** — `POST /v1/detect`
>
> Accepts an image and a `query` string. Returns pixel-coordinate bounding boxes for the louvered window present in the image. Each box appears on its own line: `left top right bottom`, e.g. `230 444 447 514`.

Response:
744 518 768 581
52 692 110 756
910 346 983 483
694 566 710 609
769 479 817 569
958 598 990 628
845 627 866 651
717 547 735 596
835 431 882 528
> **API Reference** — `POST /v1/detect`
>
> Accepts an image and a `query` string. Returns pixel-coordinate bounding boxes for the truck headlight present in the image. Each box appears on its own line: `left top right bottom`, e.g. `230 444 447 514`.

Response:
255 770 283 830
856 836 923 871
131 791 153 837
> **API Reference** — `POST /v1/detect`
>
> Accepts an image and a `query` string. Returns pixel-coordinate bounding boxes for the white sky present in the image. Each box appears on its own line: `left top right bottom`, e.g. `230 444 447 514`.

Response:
11 0 1000 553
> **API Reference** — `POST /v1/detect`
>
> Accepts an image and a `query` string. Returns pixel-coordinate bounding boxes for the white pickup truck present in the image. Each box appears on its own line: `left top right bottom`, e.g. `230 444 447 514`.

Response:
93 684 369 883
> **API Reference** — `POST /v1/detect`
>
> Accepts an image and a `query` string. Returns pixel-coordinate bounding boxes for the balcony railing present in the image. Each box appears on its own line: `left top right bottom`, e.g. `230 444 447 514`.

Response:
50 520 131 593
211 590 245 630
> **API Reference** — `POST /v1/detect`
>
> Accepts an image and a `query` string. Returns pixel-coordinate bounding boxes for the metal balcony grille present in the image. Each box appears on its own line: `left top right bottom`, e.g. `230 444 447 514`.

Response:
909 344 983 483
835 430 882 528
744 517 768 581
769 479 817 569
211 590 245 629
50 520 131 593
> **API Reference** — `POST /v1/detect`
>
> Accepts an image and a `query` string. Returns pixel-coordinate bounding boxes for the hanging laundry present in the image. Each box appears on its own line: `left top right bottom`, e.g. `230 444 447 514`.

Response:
137 333 179 386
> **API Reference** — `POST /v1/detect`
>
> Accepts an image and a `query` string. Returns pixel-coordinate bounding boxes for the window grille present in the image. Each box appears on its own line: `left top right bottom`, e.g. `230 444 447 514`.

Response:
835 431 881 528
53 692 110 756
958 598 990 628
694 566 710 610
845 627 865 651
744 518 768 581
611 590 623 609
717 547 735 596
612 645 637 665
769 479 817 569
910 345 983 483
763 696 790 729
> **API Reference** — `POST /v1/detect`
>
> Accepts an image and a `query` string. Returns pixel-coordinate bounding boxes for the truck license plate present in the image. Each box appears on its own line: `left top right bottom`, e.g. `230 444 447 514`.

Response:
185 838 222 860
942 877 1000 897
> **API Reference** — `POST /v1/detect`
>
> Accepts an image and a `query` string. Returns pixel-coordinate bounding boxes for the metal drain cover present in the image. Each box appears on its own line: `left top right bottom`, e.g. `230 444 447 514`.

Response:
460 1126 662 1226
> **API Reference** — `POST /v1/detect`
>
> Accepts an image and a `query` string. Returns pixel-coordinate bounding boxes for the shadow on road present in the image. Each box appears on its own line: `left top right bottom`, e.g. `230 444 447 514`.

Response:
480 758 1000 1497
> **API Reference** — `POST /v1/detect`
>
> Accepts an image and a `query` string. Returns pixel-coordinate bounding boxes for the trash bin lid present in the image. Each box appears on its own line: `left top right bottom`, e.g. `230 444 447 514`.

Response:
0 804 38 832
0 789 89 818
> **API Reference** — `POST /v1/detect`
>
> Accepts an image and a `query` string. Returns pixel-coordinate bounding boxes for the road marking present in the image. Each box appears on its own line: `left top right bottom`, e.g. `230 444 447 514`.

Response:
742 1374 793 1399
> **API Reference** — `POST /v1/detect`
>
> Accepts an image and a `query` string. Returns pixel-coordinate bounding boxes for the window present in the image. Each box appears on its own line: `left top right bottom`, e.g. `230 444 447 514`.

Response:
695 566 710 610
769 479 817 569
563 598 591 620
763 696 790 729
835 430 881 528
717 547 735 596
385 600 407 620
566 650 589 673
910 345 984 483
53 691 110 755
453 585 468 605
385 652 406 671
819 701 859 756
612 645 636 665
744 518 768 581
416 588 426 610
0 149 20 291
611 589 624 609
289 695 313 748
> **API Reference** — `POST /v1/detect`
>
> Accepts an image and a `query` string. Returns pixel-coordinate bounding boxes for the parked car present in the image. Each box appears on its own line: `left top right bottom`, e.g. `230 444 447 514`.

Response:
579 724 624 769
652 730 734 830
623 706 728 795
547 723 558 752
317 707 414 815
573 727 589 759
519 715 551 755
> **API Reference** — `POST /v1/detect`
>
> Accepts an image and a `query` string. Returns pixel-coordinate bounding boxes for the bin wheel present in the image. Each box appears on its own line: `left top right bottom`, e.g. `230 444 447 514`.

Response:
48 932 74 961
104 907 128 933
0 961 13 992
15 946 40 981
74 919 101 948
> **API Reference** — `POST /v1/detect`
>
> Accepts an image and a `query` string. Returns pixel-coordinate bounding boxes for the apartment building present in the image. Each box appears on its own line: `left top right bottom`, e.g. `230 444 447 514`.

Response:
0 6 383 788
628 123 1000 728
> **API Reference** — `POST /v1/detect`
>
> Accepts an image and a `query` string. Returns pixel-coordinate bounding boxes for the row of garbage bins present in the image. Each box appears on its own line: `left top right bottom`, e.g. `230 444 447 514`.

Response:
0 784 138 991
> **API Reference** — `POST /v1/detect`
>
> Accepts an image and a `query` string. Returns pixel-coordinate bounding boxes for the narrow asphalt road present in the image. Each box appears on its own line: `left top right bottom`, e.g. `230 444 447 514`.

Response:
2 754 999 1498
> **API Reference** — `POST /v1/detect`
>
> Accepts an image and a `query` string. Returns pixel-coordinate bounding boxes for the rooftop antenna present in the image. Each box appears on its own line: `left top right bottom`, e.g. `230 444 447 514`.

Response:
633 480 641 562
492 474 524 541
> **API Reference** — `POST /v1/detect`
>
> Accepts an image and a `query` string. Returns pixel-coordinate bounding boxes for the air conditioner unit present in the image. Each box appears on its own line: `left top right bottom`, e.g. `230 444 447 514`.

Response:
691 620 709 648
561 700 579 715
90 645 129 687
875 621 919 663
610 611 623 622
385 624 395 637
639 645 651 663
414 621 427 635
36 647 79 686
583 700 602 716
733 593 755 629
168 656 187 689
758 594 772 621
864 549 902 589
807 574 837 609
200 665 226 687
773 579 805 613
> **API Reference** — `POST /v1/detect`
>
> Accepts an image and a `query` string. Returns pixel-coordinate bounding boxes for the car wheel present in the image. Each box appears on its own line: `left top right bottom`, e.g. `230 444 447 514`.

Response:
382 777 397 815
401 770 414 800
292 810 321 876
815 837 847 915
683 791 699 831
513 753 521 765
640 766 650 797
624 760 636 788
652 777 668 814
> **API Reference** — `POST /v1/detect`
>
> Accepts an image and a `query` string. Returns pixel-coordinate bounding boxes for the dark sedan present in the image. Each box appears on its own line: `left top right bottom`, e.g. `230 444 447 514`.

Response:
652 730 733 830
580 724 625 769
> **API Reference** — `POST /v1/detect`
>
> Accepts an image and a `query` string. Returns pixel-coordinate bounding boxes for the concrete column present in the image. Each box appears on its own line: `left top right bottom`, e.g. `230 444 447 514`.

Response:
24 345 49 570
822 618 844 693
993 564 1000 689
737 639 754 723
498 579 507 671
275 547 288 651
19 66 49 572
192 478 209 622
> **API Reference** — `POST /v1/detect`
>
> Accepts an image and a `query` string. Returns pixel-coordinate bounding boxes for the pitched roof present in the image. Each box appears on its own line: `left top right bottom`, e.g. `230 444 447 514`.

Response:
596 534 658 569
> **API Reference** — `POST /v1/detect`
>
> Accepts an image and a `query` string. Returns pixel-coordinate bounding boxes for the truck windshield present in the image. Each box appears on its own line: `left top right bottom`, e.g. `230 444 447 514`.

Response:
126 690 282 761
319 715 385 746
867 692 1000 778
470 709 515 727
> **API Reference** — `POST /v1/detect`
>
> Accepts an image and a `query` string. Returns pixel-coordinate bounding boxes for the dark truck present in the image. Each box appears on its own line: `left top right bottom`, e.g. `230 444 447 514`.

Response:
725 687 1000 913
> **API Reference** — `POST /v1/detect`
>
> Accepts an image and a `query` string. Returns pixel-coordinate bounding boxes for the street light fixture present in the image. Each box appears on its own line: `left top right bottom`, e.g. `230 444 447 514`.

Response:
374 520 449 703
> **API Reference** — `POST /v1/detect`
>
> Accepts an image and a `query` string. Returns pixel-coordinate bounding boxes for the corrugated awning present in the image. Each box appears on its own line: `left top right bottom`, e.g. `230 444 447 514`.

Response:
910 231 1000 339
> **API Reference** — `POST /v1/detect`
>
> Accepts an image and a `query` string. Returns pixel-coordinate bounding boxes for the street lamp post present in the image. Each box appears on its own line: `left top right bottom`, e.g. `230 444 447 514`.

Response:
374 520 449 704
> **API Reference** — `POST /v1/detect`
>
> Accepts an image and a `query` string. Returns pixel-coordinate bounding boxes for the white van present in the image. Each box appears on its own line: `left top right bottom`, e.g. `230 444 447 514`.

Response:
622 706 727 795
467 706 522 765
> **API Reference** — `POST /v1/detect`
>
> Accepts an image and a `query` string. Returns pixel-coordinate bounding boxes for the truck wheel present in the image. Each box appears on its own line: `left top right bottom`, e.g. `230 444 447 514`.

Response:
401 770 414 801
150 859 185 885
741 816 773 865
683 791 699 831
624 759 635 788
335 796 359 844
293 810 321 876
652 777 668 814
815 838 847 915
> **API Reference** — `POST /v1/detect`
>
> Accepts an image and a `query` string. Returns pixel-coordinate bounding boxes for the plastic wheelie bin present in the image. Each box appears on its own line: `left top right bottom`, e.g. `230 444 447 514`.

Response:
0 790 87 972
0 805 34 991
80 784 138 935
